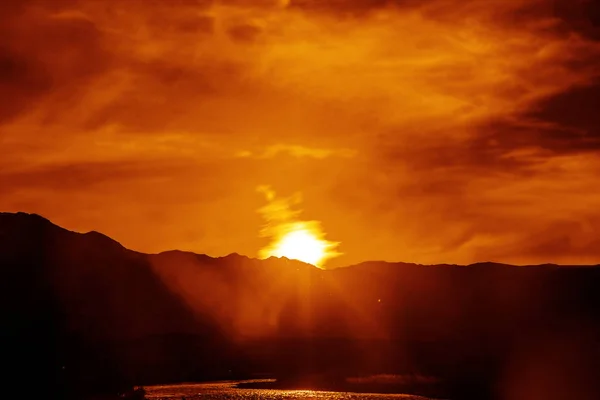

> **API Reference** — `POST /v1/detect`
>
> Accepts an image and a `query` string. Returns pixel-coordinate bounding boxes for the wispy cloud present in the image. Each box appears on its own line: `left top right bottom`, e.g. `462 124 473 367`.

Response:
236 144 356 159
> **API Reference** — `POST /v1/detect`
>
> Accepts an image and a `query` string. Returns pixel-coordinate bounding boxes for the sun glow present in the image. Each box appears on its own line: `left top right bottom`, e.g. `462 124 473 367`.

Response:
268 223 333 266
257 186 340 268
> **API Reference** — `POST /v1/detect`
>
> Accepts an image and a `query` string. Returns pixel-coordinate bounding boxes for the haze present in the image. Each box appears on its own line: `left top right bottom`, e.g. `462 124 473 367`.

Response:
1 0 600 267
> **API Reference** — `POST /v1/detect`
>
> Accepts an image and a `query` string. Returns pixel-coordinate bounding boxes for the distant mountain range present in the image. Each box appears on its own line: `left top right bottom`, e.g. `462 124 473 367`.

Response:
1 212 600 399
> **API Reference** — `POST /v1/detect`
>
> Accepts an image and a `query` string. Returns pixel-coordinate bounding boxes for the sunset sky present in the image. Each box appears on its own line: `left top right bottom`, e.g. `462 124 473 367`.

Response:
1 0 600 267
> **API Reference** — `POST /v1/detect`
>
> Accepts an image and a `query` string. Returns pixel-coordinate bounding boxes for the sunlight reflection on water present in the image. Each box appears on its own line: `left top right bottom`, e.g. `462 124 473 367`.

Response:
145 381 432 400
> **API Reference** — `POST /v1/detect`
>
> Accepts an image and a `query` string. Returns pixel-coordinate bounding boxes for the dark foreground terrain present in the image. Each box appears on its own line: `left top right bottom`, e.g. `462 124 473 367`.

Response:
1 212 600 399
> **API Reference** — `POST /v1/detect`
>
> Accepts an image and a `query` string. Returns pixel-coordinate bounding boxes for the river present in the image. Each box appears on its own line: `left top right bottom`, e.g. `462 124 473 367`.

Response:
145 381 434 400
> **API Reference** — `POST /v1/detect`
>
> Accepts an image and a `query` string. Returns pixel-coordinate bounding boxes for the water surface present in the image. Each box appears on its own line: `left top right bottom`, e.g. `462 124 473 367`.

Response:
145 381 433 400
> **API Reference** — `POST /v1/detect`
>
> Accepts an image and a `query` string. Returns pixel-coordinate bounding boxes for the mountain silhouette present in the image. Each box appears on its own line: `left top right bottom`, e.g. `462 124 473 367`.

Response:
1 212 600 399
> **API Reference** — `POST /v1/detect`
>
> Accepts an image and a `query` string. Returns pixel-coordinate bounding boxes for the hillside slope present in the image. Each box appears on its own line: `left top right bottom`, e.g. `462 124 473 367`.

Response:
1 212 599 399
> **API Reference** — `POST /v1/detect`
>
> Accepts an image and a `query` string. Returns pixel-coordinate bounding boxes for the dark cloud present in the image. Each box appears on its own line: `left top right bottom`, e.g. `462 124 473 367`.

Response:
0 4 110 123
175 15 216 34
0 47 52 122
227 23 262 43
524 81 600 151
471 218 600 264
289 0 391 13
221 0 283 7
550 0 600 40
288 0 600 46
0 162 156 192
80 58 249 132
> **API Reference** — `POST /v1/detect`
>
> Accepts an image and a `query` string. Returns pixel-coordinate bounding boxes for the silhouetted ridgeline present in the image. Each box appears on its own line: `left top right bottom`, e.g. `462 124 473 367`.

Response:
1 212 600 399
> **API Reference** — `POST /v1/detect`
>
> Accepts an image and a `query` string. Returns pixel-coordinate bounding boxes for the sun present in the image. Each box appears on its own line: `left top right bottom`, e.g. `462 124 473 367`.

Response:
259 220 340 268
271 228 330 267
257 186 341 268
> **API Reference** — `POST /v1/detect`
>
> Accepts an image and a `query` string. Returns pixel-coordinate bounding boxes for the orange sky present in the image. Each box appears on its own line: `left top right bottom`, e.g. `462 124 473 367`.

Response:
1 0 600 267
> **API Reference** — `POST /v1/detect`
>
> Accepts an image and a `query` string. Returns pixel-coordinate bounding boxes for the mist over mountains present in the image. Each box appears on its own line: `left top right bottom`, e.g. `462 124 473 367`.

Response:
1 212 600 399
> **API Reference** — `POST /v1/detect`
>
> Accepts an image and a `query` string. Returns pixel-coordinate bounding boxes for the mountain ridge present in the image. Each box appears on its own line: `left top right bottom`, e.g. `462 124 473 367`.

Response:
2 211 597 269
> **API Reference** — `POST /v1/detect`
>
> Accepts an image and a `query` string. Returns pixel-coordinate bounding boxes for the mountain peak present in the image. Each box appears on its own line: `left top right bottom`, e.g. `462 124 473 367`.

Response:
0 211 52 224
83 230 125 249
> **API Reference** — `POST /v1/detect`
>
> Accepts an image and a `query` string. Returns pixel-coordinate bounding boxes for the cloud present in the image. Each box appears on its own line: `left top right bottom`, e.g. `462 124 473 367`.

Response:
0 3 109 124
236 144 356 159
1 0 600 266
